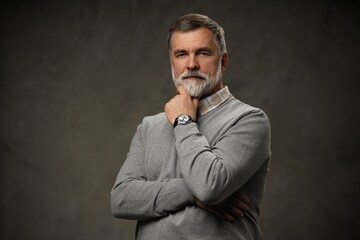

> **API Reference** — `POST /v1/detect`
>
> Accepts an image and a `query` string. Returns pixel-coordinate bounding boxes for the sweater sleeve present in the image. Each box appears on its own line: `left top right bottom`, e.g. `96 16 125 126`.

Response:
174 108 271 205
111 123 195 220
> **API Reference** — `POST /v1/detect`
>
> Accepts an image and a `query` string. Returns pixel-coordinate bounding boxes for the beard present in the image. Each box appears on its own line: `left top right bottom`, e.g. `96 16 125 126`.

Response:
172 62 222 98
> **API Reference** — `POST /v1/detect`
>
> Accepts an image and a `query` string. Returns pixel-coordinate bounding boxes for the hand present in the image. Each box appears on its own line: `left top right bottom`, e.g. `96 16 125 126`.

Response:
195 192 250 222
164 85 199 125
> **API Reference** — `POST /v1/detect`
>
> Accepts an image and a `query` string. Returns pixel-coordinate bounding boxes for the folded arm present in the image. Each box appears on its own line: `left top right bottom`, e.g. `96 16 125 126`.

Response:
110 126 194 220
174 110 271 205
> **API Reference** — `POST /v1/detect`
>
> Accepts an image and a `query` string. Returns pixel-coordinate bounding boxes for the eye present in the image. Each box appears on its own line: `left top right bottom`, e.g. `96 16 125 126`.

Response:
174 51 188 58
198 50 211 56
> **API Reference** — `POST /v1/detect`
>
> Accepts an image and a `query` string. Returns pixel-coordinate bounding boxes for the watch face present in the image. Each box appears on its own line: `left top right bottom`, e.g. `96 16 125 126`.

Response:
174 114 193 128
179 115 190 123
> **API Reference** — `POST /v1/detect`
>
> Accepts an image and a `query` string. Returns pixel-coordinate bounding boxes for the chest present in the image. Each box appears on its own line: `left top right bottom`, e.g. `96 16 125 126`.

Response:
142 118 228 181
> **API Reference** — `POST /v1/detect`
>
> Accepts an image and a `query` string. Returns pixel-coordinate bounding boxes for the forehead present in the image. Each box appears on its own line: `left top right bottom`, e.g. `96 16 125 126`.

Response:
171 27 218 51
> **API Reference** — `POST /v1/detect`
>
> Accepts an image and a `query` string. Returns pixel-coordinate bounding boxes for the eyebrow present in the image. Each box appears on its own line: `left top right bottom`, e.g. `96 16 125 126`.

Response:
196 47 213 53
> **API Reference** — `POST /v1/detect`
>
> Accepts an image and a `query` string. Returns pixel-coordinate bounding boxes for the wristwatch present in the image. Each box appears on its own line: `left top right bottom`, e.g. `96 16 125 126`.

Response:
173 114 193 128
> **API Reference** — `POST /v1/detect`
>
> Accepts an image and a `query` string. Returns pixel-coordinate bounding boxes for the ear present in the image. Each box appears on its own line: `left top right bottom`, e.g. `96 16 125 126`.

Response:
221 53 228 72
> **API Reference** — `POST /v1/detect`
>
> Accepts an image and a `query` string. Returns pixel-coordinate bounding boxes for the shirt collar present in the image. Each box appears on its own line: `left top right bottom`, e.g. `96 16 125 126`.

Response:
198 86 231 116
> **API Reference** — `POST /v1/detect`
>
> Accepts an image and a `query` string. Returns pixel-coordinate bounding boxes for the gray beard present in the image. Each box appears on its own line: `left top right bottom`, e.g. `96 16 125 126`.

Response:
172 62 222 98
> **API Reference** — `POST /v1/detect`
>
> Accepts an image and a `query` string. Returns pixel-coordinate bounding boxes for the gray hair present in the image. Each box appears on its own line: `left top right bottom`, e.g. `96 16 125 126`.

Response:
167 13 227 55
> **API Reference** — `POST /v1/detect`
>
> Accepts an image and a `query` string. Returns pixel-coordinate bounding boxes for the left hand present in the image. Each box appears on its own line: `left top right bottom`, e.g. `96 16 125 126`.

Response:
195 192 250 222
164 85 199 125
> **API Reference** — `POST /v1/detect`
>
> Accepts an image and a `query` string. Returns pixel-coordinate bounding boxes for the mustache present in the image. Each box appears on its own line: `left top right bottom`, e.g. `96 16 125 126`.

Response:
180 70 208 80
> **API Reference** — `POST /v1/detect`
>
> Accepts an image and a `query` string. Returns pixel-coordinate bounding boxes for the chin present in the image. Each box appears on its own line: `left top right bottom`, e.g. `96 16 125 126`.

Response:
183 84 205 98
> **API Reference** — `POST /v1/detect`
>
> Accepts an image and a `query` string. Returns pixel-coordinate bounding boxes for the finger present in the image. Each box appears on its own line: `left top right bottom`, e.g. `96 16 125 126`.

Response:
233 191 250 204
192 97 199 108
237 201 249 211
234 198 249 211
220 201 245 218
196 199 234 222
217 209 235 222
177 85 189 96
208 207 235 222
225 196 249 212
239 193 250 204
234 197 249 211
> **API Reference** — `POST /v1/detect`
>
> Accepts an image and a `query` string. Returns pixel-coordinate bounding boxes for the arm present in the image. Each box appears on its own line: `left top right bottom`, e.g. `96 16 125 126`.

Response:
165 85 271 205
111 121 250 221
195 191 251 222
175 110 270 204
110 123 194 220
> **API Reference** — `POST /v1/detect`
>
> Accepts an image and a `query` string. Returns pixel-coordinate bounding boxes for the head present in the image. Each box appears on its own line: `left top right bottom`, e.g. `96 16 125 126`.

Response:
167 13 228 98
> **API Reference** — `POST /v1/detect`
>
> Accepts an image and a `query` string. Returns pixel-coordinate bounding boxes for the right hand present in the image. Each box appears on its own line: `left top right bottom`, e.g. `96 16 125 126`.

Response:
164 85 199 125
195 192 250 222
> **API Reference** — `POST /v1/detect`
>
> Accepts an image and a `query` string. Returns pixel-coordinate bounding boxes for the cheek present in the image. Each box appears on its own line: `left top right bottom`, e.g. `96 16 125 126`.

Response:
172 68 180 79
172 62 185 77
208 61 221 75
202 64 216 76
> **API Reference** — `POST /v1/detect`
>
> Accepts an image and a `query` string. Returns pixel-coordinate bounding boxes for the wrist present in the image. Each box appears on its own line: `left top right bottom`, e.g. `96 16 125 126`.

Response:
173 114 193 128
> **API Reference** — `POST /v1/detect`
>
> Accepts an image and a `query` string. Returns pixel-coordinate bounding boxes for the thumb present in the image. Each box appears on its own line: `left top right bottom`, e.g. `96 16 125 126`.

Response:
177 85 189 96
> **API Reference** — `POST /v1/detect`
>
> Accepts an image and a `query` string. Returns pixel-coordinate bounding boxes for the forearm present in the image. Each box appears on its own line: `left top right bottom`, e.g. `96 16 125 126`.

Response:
111 125 194 220
111 176 194 220
175 124 236 204
174 112 271 205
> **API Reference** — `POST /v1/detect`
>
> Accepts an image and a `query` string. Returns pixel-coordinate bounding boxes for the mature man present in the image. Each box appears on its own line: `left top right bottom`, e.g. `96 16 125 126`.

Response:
111 13 271 239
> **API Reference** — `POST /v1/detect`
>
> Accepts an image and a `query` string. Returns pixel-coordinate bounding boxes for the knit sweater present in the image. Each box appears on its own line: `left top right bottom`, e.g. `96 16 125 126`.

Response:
111 94 271 240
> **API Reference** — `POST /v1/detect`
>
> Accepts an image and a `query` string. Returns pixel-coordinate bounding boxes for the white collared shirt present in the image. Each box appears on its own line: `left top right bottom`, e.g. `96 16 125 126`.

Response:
198 86 231 116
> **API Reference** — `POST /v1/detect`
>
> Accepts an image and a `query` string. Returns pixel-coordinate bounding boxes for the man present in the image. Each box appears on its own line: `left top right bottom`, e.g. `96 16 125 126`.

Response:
111 13 271 239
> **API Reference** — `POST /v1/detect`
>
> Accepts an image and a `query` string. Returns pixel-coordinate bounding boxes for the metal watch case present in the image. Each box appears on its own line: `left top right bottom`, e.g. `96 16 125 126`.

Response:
174 114 193 128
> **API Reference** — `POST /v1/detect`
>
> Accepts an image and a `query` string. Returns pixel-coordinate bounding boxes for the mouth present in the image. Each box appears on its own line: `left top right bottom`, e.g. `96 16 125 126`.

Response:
183 76 205 80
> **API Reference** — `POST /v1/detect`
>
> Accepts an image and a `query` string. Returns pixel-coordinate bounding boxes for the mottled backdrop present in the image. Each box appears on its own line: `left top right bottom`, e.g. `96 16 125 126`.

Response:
1 1 359 239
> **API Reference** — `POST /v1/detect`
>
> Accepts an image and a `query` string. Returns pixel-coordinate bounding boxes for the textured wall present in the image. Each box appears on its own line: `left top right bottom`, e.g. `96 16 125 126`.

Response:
1 1 359 239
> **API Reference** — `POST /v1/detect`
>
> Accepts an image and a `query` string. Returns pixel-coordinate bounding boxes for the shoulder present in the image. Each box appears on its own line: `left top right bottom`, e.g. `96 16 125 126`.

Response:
223 97 271 140
225 96 269 122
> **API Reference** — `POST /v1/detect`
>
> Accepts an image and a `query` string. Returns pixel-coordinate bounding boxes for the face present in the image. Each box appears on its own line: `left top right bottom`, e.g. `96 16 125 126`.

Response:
170 27 228 98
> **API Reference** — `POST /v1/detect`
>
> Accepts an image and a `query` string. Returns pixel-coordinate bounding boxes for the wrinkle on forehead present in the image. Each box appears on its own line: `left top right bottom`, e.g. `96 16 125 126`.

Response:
171 27 219 54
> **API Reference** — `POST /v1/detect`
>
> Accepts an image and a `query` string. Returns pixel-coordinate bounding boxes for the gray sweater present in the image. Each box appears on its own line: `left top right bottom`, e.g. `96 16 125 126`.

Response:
111 94 271 240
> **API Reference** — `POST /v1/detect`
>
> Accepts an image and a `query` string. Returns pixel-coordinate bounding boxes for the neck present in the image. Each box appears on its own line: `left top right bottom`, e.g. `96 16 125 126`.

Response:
199 80 224 100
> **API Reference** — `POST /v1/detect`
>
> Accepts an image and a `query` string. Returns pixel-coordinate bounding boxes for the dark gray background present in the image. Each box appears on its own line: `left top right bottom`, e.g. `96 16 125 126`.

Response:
1 1 359 239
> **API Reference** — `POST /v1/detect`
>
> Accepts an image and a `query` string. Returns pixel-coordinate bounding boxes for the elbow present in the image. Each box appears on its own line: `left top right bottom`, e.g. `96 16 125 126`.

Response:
187 162 230 205
196 191 222 205
110 200 121 218
110 188 126 218
110 192 120 218
194 184 229 205
191 181 228 205
111 207 121 218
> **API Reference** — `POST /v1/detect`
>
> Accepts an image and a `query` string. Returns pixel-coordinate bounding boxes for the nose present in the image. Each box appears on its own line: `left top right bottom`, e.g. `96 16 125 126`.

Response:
186 55 200 71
